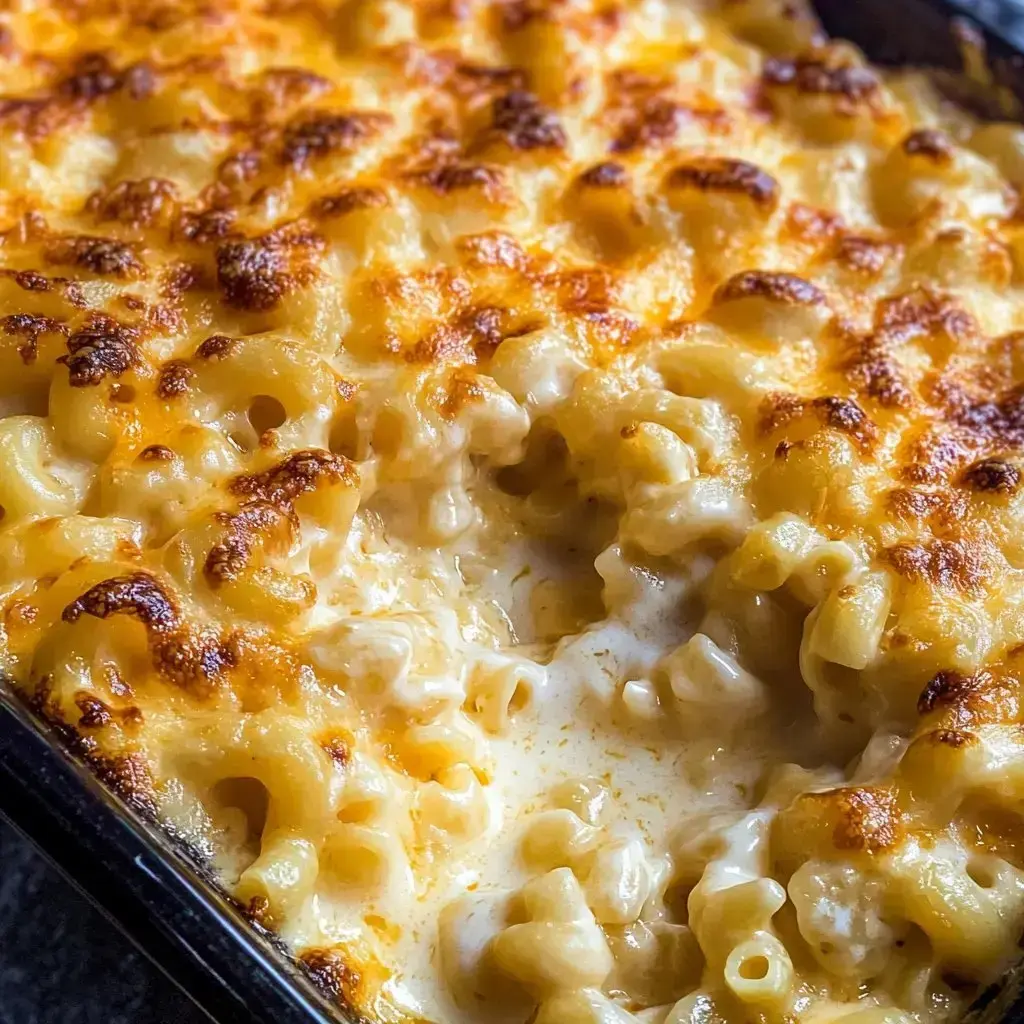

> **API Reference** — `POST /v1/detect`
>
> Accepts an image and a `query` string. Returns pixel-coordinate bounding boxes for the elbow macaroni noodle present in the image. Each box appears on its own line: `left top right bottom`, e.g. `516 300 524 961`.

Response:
4 0 1024 1021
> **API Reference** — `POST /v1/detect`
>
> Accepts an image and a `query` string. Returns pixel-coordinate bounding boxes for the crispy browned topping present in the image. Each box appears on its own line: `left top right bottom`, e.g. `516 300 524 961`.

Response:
216 226 323 312
252 66 332 116
842 335 913 409
605 68 730 154
884 535 990 594
75 693 114 728
156 359 194 399
280 109 390 169
666 157 779 207
63 572 180 631
918 669 980 715
876 288 977 343
176 208 238 244
902 128 954 163
31 675 158 814
243 895 273 931
86 178 178 228
138 444 175 461
961 457 1021 494
309 188 389 218
44 235 145 278
205 501 295 585
1 313 68 364
160 262 200 298
901 381 1024 484
4 269 53 292
456 231 528 269
763 55 881 106
91 753 157 818
153 632 239 690
611 97 688 153
411 163 506 197
218 150 262 185
299 949 364 1010
229 450 356 506
834 235 899 275
760 392 877 451
951 385 1024 445
786 203 844 243
488 90 567 151
195 334 236 360
406 305 513 365
57 315 139 387
714 270 826 306
577 161 630 188
886 486 960 524
62 572 240 692
842 290 976 414
58 53 156 103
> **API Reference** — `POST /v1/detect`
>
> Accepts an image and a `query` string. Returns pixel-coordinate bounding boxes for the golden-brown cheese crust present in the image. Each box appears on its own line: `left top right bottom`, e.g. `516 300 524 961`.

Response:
6 0 1024 1018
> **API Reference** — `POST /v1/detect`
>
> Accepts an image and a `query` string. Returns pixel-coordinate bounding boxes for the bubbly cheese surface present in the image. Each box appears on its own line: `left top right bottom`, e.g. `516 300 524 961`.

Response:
6 2 1024 1022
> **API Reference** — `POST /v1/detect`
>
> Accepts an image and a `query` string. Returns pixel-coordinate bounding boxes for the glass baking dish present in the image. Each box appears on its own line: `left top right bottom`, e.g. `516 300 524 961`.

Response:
4 3 1024 1023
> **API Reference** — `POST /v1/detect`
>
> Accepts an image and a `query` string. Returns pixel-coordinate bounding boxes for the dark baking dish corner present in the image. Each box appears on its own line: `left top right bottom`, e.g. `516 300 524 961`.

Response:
0 684 348 1024
812 0 1024 118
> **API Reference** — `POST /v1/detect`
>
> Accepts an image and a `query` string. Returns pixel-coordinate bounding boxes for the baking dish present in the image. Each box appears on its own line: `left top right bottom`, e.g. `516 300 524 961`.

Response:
3 2 1024 1023
0 686 347 1024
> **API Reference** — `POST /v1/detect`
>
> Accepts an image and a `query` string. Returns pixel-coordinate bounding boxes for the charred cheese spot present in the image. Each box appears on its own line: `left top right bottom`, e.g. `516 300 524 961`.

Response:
961 457 1021 494
138 444 174 461
762 54 882 109
86 178 178 228
58 53 156 103
487 90 566 151
204 501 295 586
319 732 352 767
665 157 780 208
216 228 323 312
176 209 239 244
57 316 139 387
902 128 955 163
63 572 181 631
759 392 877 451
229 449 357 506
876 288 977 343
577 161 630 188
300 948 365 1010
156 359 194 399
1 314 68 364
251 66 332 117
713 269 825 307
44 236 145 278
280 109 390 169
309 187 390 219
833 235 900 275
90 752 158 818
884 535 990 594
195 334 237 360
62 572 240 693
918 669 980 715
409 163 506 198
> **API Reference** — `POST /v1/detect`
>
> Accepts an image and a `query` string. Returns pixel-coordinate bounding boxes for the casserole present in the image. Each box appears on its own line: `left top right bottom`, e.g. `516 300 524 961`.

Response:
7 1 1024 1022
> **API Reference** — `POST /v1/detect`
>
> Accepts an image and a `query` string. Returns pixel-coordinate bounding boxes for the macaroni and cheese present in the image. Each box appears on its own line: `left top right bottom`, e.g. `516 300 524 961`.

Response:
3 1 1024 1022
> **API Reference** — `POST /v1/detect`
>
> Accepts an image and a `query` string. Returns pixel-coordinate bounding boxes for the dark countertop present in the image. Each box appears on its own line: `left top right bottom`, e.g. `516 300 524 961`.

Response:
0 817 208 1024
